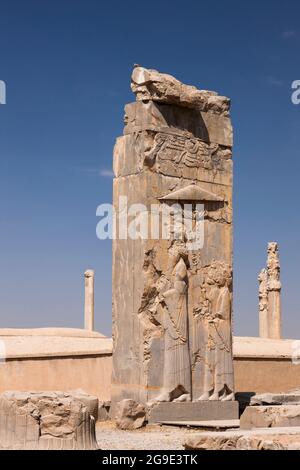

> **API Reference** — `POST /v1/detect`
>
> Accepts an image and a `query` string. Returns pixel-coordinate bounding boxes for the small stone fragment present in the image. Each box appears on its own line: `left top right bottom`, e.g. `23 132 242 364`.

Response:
98 400 111 421
115 399 146 430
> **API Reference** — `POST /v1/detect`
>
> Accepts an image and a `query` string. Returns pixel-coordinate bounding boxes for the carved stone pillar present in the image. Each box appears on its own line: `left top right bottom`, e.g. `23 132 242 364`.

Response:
111 67 236 415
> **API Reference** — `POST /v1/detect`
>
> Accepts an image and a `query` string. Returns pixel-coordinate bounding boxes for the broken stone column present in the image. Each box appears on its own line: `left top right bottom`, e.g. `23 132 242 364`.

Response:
258 242 281 339
0 391 98 450
111 66 236 417
84 269 94 331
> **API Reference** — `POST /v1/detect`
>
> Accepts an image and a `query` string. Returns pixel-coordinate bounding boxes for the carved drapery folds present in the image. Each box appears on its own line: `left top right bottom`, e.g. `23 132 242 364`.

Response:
195 262 234 401
154 242 192 403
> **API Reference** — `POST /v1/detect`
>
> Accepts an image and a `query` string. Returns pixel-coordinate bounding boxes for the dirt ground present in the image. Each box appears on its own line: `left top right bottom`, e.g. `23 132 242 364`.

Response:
96 421 200 450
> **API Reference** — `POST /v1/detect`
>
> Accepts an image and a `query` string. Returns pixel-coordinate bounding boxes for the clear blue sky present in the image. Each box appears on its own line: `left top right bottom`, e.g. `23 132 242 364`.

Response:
0 0 299 338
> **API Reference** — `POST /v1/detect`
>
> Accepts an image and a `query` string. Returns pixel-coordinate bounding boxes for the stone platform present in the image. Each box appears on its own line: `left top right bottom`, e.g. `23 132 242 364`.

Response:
148 401 239 424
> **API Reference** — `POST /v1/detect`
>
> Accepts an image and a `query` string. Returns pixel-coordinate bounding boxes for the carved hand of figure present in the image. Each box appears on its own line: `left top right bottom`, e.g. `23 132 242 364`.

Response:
194 304 210 319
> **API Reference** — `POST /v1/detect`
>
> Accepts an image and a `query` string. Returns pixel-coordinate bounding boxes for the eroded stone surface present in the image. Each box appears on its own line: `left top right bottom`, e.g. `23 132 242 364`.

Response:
123 102 233 148
98 400 111 421
131 66 230 116
240 405 300 429
185 427 300 450
69 389 99 421
0 391 98 450
115 399 146 430
250 390 300 406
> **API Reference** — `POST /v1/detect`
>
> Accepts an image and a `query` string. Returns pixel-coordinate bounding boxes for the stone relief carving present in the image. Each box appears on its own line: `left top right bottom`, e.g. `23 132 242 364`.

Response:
267 242 281 292
136 131 230 174
112 67 234 410
258 268 268 338
140 245 234 402
154 241 192 403
137 196 233 402
194 261 234 401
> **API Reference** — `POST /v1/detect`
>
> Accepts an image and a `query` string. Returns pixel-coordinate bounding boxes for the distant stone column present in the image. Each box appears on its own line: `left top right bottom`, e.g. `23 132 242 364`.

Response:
258 268 269 338
84 270 94 331
258 243 281 339
267 242 281 339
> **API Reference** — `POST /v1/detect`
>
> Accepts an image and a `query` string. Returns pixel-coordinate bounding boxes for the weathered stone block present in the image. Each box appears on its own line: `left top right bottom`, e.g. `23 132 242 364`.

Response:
250 390 300 406
98 400 111 421
148 401 239 424
123 101 233 147
115 399 146 430
240 405 300 430
131 66 231 116
69 389 98 421
185 428 300 450
0 391 98 450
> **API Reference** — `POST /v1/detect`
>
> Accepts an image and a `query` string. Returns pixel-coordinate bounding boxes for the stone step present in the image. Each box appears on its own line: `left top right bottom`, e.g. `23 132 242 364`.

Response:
148 401 239 424
154 419 240 429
